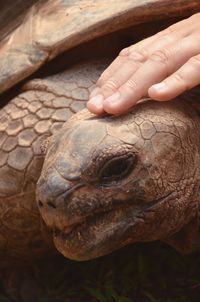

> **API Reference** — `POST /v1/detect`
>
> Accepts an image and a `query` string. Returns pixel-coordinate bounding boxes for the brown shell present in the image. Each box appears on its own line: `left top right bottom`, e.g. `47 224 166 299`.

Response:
0 0 200 95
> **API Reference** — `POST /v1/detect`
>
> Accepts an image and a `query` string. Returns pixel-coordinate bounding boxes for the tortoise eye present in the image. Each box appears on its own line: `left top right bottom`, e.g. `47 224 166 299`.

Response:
99 154 136 184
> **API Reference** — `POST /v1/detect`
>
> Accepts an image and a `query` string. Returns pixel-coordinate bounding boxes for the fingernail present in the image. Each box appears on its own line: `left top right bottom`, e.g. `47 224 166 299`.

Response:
151 82 167 92
88 94 104 108
106 91 121 104
90 87 100 98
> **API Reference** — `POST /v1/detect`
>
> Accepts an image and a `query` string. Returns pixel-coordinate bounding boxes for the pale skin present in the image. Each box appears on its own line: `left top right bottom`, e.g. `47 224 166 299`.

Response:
87 13 200 115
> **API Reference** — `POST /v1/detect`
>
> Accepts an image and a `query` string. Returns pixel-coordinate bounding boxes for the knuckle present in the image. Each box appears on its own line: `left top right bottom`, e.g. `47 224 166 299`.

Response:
128 48 148 63
173 73 187 90
97 70 111 86
150 49 170 64
156 26 174 39
163 25 174 35
119 47 130 57
124 78 138 90
160 33 174 45
156 26 175 42
103 78 119 93
173 72 185 84
188 56 200 70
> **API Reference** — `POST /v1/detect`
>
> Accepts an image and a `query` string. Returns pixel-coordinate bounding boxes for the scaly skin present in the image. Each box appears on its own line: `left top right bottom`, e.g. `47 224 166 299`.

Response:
0 60 200 302
0 60 105 264
1 58 200 266
37 89 200 260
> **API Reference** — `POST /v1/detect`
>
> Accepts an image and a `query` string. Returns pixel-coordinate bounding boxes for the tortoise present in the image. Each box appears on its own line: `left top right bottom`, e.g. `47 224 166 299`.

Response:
1 0 200 300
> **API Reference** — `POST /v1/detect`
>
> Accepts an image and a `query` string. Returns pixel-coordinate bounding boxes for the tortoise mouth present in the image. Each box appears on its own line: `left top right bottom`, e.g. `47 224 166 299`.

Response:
51 193 173 260
53 204 139 260
54 203 139 237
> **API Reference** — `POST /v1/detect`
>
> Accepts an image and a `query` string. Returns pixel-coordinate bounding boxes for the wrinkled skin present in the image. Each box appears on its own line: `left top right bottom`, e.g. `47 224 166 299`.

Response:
0 61 105 264
37 93 200 260
0 60 106 301
1 1 200 300
1 0 200 266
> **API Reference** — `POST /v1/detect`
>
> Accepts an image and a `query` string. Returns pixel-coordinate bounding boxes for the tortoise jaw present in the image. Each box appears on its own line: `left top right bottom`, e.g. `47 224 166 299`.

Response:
52 201 139 237
38 168 174 260
51 193 173 261
52 205 140 261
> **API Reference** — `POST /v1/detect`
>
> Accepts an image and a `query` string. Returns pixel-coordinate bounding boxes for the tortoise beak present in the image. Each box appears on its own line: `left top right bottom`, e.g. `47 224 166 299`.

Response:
36 166 84 229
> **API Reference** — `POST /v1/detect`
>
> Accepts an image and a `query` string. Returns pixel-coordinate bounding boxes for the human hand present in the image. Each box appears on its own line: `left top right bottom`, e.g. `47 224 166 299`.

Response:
87 13 200 115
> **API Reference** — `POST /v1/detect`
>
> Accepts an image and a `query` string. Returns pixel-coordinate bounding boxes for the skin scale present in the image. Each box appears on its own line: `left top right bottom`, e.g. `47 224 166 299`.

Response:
37 87 200 260
1 1 200 300
0 61 105 264
0 59 106 302
1 58 200 266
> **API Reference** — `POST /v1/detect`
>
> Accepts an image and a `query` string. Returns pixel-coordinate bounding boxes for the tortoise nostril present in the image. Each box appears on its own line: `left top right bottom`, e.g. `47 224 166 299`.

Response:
47 201 57 209
37 182 85 213
38 200 43 207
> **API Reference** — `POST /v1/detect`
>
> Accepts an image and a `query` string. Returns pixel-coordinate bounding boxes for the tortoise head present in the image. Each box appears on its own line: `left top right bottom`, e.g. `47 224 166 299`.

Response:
37 99 199 260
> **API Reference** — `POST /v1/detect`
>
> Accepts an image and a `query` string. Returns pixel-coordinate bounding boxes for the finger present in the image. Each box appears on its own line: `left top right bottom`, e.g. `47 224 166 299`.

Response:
98 33 177 99
87 94 105 114
96 16 193 90
149 54 200 100
95 52 128 89
94 22 193 100
88 17 197 114
103 37 200 114
88 48 148 112
98 51 147 97
96 34 160 89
